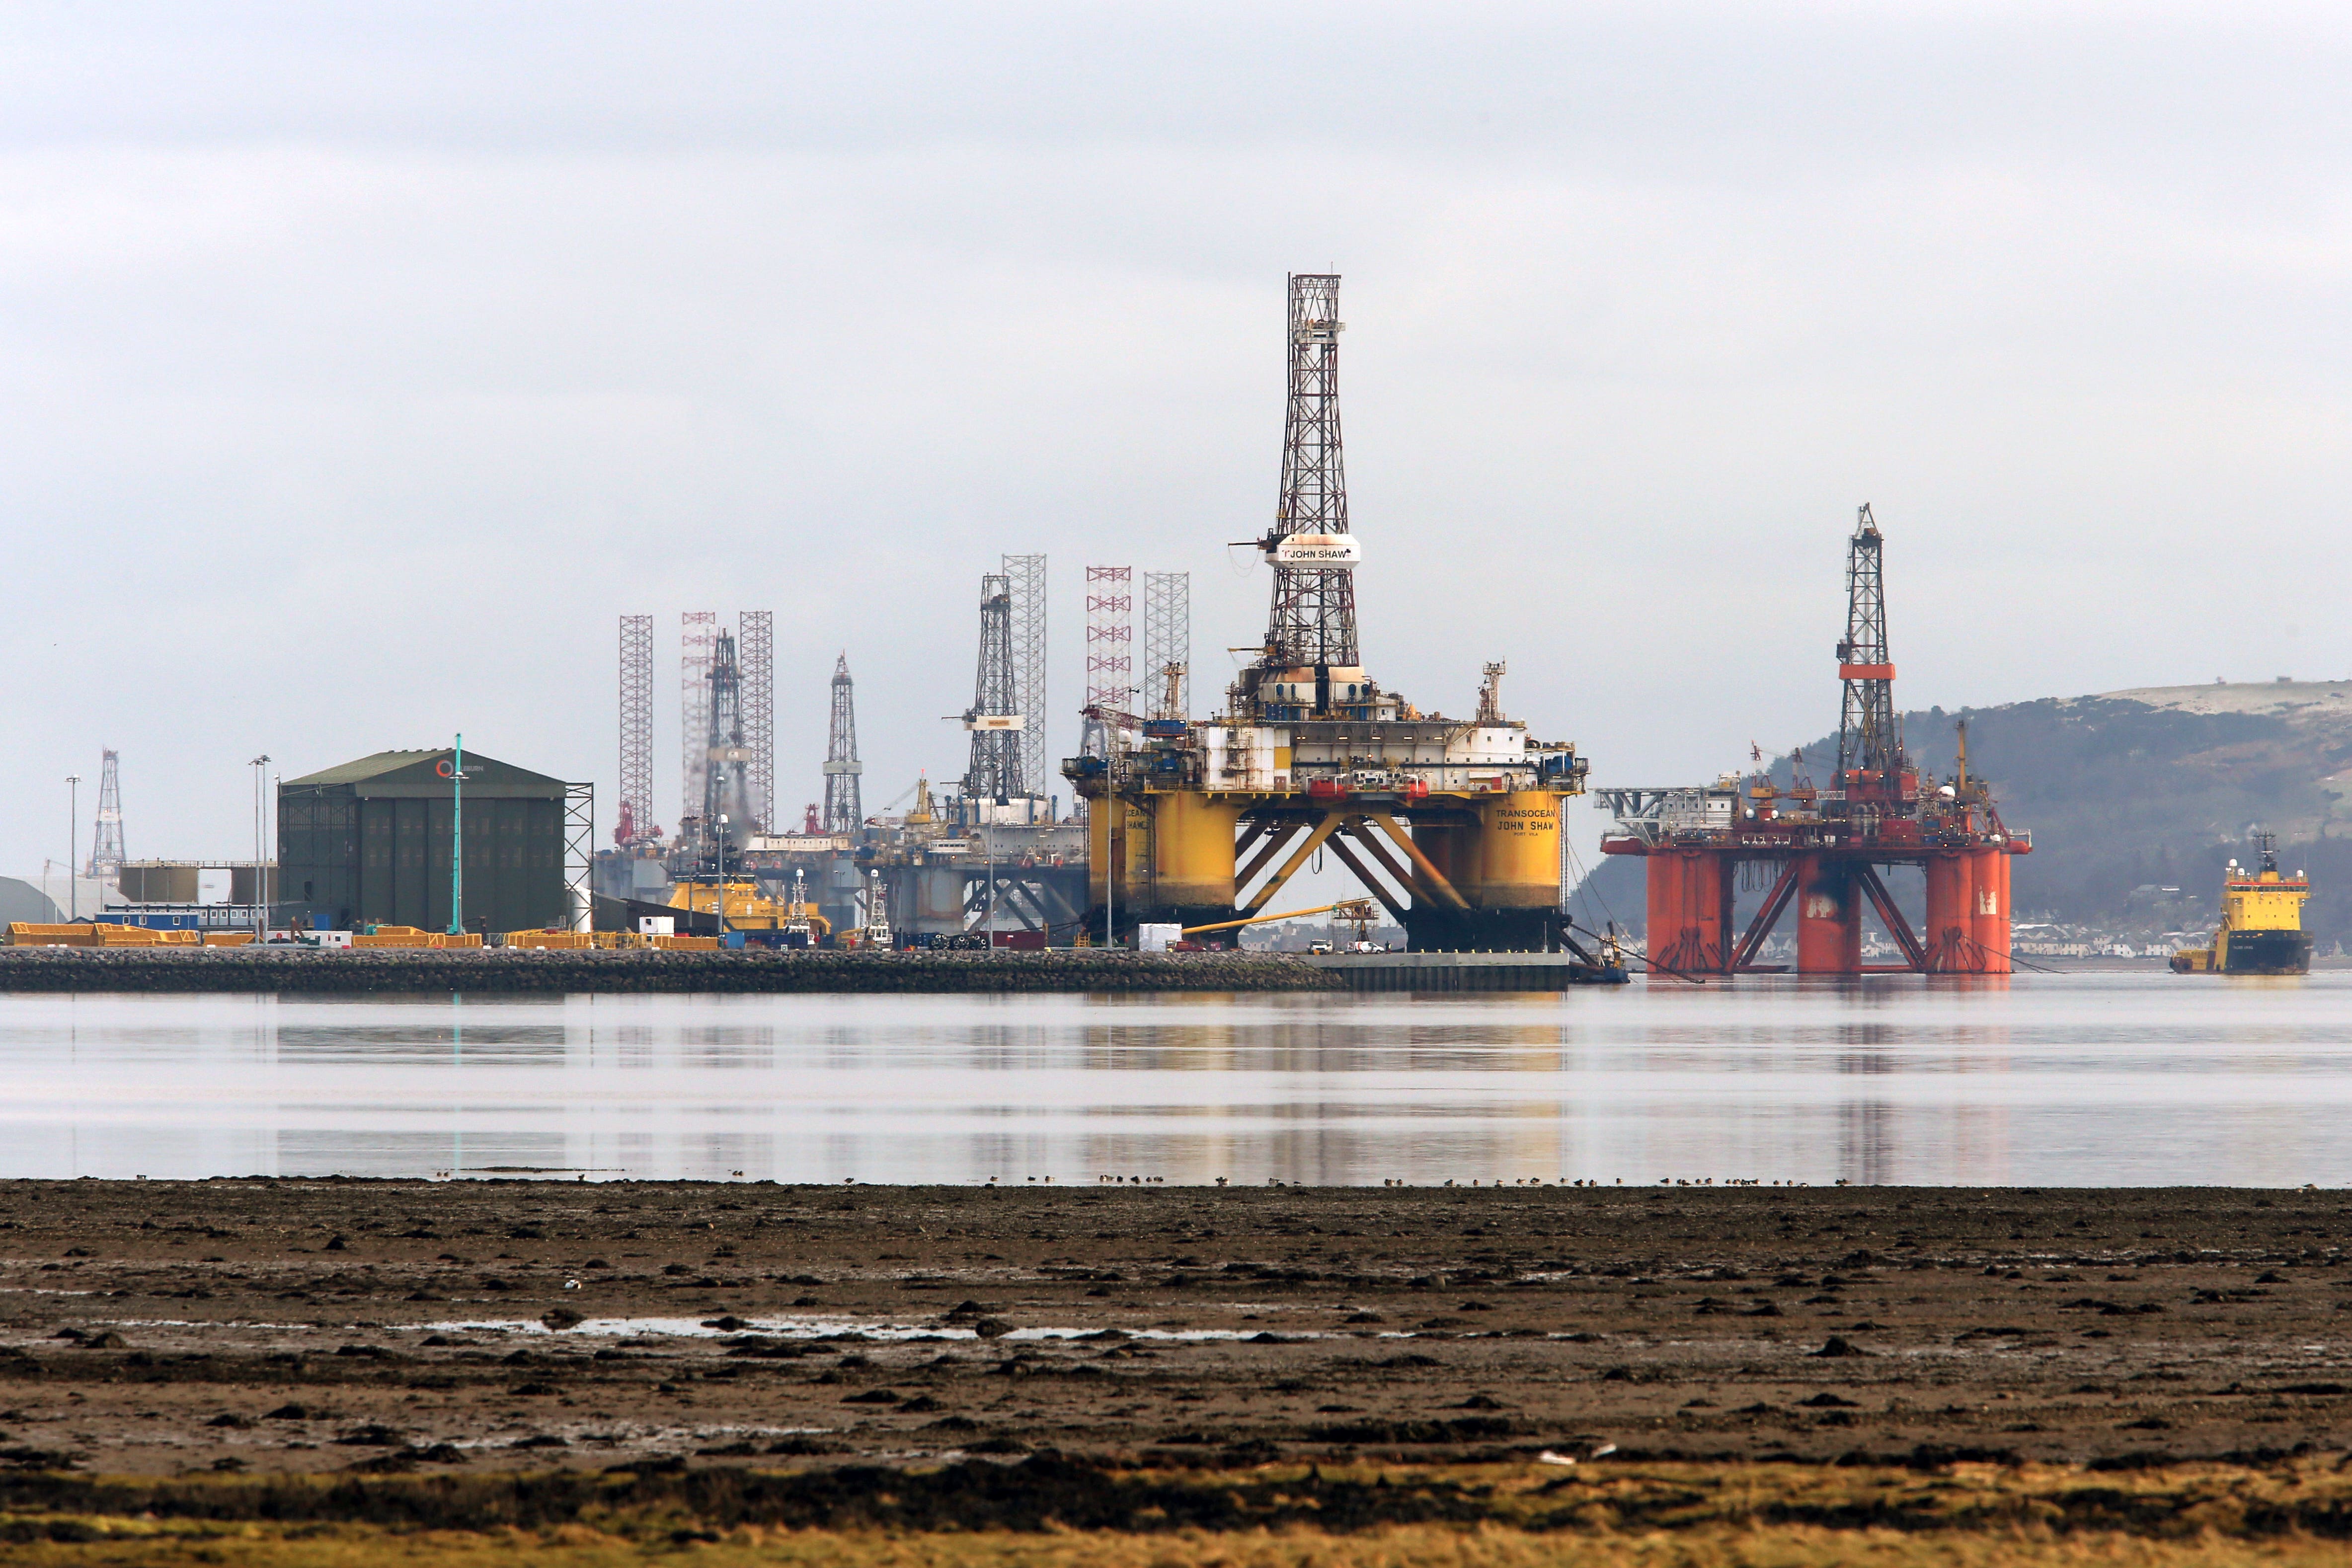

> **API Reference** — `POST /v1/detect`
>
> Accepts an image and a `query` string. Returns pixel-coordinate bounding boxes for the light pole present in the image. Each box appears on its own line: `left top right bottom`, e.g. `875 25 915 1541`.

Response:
445 735 466 937
65 776 79 921
249 755 270 939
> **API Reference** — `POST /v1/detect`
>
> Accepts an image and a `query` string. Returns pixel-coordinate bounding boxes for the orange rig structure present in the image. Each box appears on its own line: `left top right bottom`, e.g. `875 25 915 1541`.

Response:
1598 506 2029 975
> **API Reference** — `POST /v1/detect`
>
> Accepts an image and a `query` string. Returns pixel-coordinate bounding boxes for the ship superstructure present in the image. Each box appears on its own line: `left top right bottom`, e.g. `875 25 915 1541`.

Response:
2171 833 2312 975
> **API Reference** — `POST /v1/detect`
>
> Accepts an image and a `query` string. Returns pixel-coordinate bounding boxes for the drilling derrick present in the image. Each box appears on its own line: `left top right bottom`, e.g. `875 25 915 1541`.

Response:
1837 505 1901 780
1261 273 1357 673
701 629 754 850
962 572 1025 806
822 654 863 834
1061 274 1598 960
88 749 125 879
1599 506 2030 976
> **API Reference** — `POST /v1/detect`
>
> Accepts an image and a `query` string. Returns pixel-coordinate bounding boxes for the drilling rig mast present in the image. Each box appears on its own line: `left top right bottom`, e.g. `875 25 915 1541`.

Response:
88 750 125 879
963 572 1025 805
1837 504 1902 779
1260 273 1356 673
822 654 863 834
702 629 754 845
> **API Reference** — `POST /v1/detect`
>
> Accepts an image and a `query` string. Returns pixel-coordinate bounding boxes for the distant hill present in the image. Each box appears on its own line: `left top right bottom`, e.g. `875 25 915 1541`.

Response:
1570 680 2352 950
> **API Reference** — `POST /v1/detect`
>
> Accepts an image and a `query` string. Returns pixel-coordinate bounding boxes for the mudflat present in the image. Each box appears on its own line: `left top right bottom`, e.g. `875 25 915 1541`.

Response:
0 1179 2344 1476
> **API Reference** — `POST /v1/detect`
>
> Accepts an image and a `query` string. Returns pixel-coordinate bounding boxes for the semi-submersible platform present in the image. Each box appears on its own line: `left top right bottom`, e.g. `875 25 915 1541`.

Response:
1062 274 1595 955
1598 506 2031 976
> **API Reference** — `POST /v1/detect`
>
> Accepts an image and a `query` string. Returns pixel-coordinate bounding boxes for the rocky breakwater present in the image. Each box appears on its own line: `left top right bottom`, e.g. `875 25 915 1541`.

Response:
0 946 1342 995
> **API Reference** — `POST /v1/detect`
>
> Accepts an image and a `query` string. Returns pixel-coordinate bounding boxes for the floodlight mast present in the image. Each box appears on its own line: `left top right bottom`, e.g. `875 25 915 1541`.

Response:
446 736 468 937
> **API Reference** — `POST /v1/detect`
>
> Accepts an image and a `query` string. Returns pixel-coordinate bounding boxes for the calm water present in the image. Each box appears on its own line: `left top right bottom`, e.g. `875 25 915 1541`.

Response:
0 973 2346 1187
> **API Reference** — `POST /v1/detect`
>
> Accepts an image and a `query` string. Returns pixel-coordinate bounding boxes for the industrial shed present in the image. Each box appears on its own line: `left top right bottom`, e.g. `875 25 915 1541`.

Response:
278 749 579 934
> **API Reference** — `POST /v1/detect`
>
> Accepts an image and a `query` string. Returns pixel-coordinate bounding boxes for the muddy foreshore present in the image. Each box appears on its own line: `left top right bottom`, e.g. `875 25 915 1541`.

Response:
0 1180 2342 1479
0 948 1339 994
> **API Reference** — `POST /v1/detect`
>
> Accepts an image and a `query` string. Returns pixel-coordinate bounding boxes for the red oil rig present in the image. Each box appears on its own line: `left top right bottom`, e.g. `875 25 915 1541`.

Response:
1599 506 2029 975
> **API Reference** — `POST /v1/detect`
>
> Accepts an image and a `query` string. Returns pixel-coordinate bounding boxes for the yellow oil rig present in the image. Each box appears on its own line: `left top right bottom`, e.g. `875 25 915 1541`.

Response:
2171 832 2312 975
1062 274 1591 952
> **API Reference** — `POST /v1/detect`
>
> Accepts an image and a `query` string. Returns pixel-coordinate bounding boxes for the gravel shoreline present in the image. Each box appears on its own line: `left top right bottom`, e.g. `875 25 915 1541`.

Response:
0 1180 2341 1478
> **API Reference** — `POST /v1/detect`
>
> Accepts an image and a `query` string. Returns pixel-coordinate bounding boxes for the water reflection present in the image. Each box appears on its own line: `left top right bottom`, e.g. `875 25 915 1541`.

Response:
0 977 2343 1184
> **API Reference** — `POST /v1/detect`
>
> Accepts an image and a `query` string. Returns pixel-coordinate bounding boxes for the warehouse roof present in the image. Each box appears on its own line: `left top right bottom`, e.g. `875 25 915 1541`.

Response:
281 749 569 799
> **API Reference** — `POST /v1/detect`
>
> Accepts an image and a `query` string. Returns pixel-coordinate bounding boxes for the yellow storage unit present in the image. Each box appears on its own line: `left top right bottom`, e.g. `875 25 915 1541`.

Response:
352 927 484 949
8 924 92 946
506 931 594 950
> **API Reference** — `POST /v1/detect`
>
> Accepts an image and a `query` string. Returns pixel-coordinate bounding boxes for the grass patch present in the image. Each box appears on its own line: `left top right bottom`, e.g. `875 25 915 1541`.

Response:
3 1523 2352 1567
2 1455 2352 1563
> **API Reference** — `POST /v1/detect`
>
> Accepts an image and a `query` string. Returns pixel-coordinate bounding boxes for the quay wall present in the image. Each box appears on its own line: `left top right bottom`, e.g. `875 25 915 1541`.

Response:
0 948 1343 996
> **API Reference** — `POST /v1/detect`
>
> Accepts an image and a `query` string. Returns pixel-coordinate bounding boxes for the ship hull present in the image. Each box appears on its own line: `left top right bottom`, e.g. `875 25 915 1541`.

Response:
2219 928 2312 976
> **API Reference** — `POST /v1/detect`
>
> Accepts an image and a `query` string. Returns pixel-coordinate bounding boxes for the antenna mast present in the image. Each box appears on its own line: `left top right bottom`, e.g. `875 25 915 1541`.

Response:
1836 504 1901 777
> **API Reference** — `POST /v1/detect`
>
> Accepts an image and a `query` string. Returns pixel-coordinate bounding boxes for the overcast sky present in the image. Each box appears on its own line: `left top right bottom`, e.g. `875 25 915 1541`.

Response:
6 2 2350 873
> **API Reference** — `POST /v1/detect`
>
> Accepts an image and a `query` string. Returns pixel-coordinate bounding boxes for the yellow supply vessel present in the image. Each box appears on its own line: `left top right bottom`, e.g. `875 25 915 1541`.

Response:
668 877 831 944
2171 833 2311 975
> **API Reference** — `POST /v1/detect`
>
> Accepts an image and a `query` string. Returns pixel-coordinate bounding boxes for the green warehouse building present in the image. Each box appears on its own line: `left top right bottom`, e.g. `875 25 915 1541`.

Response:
278 749 577 934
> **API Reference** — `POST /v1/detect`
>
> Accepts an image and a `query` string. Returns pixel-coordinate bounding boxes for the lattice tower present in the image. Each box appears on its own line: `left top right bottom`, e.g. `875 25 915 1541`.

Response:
617 615 655 843
1084 565 1133 746
681 612 717 827
737 611 774 831
1142 570 1190 720
703 628 752 835
1836 503 1903 777
1264 273 1357 669
822 653 863 834
1003 553 1047 798
965 573 1022 801
88 749 125 878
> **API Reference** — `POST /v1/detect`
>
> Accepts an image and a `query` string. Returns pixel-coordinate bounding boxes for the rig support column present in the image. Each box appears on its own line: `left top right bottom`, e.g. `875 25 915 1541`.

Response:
1970 846 2012 974
1144 792 1243 926
1646 849 1730 972
1795 855 1862 974
1923 851 1974 972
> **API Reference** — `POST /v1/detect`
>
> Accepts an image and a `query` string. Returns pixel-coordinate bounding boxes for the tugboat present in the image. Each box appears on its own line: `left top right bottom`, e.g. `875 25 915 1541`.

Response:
2170 832 2312 975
